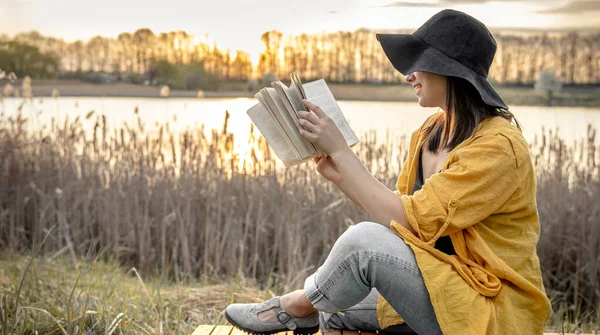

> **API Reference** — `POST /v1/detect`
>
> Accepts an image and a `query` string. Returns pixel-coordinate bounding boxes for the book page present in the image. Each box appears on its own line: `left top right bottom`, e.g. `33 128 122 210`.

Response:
271 82 302 129
304 79 360 147
285 83 306 113
289 76 307 112
265 87 314 158
273 81 318 155
257 89 300 159
255 89 302 160
247 74 359 167
247 103 298 165
291 72 307 100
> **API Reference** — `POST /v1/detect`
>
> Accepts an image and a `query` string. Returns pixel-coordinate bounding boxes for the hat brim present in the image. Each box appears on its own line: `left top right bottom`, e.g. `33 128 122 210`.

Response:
376 33 508 110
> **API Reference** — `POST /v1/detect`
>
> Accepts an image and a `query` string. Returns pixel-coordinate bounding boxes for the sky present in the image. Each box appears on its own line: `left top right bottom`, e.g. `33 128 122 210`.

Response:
2 0 600 63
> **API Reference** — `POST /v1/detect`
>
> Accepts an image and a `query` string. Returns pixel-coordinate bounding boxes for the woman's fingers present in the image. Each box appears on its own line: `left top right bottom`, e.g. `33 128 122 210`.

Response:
298 118 318 133
302 99 327 118
299 100 346 156
316 156 326 171
317 155 333 175
298 110 320 124
299 128 318 142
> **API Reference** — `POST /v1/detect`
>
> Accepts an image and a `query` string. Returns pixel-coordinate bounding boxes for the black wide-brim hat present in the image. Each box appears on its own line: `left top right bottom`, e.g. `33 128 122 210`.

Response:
377 9 508 110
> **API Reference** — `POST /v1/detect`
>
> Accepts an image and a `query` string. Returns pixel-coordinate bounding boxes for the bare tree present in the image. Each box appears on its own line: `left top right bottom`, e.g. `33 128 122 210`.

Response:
231 50 252 80
87 36 111 72
133 28 155 74
568 32 578 84
117 33 134 73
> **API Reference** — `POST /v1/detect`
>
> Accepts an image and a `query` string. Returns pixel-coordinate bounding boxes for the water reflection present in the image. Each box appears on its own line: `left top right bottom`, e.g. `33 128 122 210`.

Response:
4 96 600 171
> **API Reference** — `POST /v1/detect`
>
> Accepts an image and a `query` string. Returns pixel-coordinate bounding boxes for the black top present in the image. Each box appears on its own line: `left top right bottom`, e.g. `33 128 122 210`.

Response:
411 150 456 256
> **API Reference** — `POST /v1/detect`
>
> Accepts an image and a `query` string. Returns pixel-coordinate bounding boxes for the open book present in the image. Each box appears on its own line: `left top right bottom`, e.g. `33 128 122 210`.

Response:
247 72 360 167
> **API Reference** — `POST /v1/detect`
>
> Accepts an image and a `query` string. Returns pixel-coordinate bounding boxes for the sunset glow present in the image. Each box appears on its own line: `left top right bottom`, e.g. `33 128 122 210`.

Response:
3 0 599 66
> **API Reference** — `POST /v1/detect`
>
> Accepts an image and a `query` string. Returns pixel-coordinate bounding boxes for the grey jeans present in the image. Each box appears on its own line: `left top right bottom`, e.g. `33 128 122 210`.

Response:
303 221 443 334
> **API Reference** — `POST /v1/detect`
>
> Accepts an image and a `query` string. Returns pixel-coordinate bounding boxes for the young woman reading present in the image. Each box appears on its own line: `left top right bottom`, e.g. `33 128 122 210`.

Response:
225 9 551 335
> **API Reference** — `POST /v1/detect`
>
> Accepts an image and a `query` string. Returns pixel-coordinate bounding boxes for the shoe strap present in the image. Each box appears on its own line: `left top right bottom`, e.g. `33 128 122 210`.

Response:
275 308 297 330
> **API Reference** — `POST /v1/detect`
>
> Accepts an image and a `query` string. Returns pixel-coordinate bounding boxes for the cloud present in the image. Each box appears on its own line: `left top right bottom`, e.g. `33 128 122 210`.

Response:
372 1 440 8
536 0 600 14
439 0 522 2
371 0 525 8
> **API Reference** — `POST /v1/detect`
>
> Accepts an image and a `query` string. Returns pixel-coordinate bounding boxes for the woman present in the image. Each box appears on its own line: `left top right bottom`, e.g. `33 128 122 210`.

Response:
225 9 551 335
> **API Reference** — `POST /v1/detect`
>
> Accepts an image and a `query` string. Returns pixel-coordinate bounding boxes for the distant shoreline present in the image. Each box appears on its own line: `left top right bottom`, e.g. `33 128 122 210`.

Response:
18 79 600 107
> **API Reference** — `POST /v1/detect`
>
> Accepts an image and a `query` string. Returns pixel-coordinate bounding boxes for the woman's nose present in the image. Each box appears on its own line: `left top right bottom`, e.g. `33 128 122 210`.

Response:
405 73 415 83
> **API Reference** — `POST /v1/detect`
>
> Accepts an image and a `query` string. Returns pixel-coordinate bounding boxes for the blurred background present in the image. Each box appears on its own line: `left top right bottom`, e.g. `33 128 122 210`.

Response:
0 0 599 334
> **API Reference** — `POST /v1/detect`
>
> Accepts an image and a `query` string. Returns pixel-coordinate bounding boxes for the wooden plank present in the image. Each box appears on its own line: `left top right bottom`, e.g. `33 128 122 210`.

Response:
228 326 291 335
192 325 215 335
229 327 249 335
210 325 233 335
193 326 594 335
191 325 216 335
228 327 246 335
322 332 377 334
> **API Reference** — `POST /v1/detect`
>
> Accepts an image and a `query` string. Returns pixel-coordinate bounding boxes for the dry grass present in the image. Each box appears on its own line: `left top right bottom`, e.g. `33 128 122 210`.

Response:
0 253 598 334
0 106 405 286
533 125 600 331
0 254 270 334
0 101 599 333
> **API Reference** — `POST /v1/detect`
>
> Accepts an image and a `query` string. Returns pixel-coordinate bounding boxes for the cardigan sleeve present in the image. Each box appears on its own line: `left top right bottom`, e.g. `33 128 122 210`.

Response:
397 133 520 244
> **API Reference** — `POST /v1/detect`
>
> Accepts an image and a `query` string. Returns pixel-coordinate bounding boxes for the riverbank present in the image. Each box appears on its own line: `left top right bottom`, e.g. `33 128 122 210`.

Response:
21 79 600 107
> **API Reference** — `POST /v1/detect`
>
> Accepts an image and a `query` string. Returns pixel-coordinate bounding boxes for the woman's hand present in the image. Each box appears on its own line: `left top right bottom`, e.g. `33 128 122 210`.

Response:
314 154 343 185
298 100 349 157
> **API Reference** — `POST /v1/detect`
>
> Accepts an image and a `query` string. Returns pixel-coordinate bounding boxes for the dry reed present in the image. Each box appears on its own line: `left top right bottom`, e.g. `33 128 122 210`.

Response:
0 104 598 330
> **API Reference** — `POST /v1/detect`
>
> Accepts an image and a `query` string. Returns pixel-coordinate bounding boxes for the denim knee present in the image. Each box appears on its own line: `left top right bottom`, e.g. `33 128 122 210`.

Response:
333 221 389 255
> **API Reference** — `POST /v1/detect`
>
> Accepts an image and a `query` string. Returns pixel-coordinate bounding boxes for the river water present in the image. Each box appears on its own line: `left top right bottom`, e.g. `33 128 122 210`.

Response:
3 97 600 159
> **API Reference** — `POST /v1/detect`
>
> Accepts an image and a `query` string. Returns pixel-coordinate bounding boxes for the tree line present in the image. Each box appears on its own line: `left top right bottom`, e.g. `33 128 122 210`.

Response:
1 28 599 86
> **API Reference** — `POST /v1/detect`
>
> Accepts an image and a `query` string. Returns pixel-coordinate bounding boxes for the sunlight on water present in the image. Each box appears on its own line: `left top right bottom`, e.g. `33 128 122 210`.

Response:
4 97 600 167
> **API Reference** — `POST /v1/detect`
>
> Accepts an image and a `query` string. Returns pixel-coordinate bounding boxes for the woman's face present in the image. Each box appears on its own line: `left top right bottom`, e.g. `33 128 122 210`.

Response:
405 71 448 110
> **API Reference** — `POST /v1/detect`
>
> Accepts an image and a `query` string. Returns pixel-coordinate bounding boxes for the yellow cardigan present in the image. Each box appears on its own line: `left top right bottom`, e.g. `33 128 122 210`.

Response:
377 113 552 334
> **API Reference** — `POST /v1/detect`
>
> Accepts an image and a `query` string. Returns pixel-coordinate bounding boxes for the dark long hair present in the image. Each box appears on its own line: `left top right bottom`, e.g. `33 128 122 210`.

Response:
423 76 521 153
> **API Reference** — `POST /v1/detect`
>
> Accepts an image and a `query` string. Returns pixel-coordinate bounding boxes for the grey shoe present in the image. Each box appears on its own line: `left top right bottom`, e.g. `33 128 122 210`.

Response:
224 296 319 335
